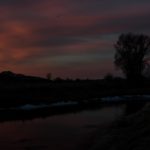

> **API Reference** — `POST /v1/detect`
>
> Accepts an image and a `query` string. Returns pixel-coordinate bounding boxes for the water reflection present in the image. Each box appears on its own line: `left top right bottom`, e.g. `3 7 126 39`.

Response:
0 105 124 150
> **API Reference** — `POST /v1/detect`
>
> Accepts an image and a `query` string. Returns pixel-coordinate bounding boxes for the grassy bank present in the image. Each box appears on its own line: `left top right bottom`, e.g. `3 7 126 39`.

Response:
89 102 150 150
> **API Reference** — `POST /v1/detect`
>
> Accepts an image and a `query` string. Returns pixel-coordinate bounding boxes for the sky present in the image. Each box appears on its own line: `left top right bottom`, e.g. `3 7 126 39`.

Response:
0 0 150 79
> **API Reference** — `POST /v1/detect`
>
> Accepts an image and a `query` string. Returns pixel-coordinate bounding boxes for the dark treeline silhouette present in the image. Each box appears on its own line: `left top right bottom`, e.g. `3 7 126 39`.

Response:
0 70 149 108
0 71 48 83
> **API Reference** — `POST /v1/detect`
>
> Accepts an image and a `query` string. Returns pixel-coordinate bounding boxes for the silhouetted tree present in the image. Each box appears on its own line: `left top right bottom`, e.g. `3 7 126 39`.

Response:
114 33 150 80
104 73 114 81
46 73 52 80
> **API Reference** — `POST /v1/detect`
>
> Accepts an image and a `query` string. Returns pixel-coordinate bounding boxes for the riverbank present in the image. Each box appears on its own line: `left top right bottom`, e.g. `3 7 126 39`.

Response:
89 102 150 150
0 97 147 122
0 71 150 108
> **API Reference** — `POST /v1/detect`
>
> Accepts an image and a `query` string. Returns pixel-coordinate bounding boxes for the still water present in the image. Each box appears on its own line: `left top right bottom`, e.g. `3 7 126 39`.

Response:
0 105 124 150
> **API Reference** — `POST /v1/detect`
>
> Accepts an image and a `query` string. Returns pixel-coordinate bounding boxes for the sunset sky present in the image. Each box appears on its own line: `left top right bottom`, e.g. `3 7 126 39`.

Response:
0 0 150 79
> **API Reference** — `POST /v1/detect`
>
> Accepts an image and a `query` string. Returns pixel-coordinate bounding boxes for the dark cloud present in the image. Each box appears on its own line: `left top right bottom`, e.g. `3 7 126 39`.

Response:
0 0 150 78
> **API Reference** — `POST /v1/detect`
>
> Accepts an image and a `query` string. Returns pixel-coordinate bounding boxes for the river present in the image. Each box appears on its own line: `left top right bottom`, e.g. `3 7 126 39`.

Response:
0 105 124 150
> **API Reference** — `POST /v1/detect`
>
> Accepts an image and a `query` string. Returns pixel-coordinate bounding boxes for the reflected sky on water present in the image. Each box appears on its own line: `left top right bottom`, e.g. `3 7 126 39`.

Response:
0 105 124 150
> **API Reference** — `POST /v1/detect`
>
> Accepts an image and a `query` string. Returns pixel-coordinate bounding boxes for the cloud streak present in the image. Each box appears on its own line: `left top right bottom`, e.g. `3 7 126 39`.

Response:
0 0 149 78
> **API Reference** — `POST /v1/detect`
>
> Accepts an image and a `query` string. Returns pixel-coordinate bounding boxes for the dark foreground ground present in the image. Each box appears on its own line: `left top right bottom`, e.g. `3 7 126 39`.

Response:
88 102 150 150
1 77 150 108
0 71 150 109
